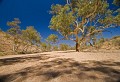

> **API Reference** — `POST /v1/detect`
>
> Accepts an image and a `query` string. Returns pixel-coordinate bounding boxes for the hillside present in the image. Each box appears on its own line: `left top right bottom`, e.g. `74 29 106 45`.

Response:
81 36 120 52
100 36 120 50
0 30 120 56
0 31 41 56
0 31 12 55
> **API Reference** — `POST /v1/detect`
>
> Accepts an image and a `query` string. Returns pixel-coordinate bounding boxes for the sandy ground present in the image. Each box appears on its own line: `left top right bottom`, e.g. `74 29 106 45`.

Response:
0 50 120 82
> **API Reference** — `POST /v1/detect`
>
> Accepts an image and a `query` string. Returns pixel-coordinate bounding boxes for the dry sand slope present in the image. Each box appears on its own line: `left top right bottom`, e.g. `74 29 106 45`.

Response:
0 50 120 82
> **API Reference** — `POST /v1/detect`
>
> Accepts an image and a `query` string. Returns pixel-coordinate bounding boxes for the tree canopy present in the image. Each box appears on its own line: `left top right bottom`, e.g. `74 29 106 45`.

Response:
49 0 120 51
46 34 58 44
6 18 41 53
22 26 41 45
7 18 21 36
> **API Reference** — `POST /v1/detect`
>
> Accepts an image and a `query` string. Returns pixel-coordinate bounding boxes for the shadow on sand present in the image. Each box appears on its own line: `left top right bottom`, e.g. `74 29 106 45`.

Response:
0 55 50 66
0 56 120 82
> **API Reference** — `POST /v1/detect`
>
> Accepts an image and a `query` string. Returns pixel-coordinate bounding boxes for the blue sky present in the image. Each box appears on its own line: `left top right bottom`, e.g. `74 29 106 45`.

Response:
0 0 64 38
0 0 120 46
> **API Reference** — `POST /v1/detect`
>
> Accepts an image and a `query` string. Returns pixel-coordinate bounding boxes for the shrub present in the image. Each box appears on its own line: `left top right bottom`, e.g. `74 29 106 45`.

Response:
59 44 69 51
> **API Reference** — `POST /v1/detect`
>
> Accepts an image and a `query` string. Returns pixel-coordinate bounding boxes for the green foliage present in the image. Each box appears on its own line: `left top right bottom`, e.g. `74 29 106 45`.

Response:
41 42 47 51
88 26 95 33
7 18 21 27
77 0 109 17
45 34 58 51
49 0 120 51
6 18 41 54
22 26 41 45
7 18 21 52
7 18 21 35
49 4 75 38
50 4 62 14
46 34 58 44
7 28 18 35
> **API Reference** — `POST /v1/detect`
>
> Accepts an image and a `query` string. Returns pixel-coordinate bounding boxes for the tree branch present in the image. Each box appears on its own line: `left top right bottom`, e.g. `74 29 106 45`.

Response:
86 1 99 18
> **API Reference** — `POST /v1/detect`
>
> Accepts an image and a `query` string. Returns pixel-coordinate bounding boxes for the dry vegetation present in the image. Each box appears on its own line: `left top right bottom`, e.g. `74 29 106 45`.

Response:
101 36 120 50
0 31 41 56
0 29 120 56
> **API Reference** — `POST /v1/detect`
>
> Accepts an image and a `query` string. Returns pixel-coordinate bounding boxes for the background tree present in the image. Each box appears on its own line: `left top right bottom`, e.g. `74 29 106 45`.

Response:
7 18 21 53
46 34 58 51
46 34 58 44
49 0 120 52
41 42 47 52
22 26 41 53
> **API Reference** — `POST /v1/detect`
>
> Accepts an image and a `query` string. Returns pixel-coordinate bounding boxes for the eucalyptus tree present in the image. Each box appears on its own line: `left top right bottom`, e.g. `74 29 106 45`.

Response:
7 18 21 52
46 34 58 51
46 34 58 44
41 42 47 52
49 0 120 52
22 26 41 52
